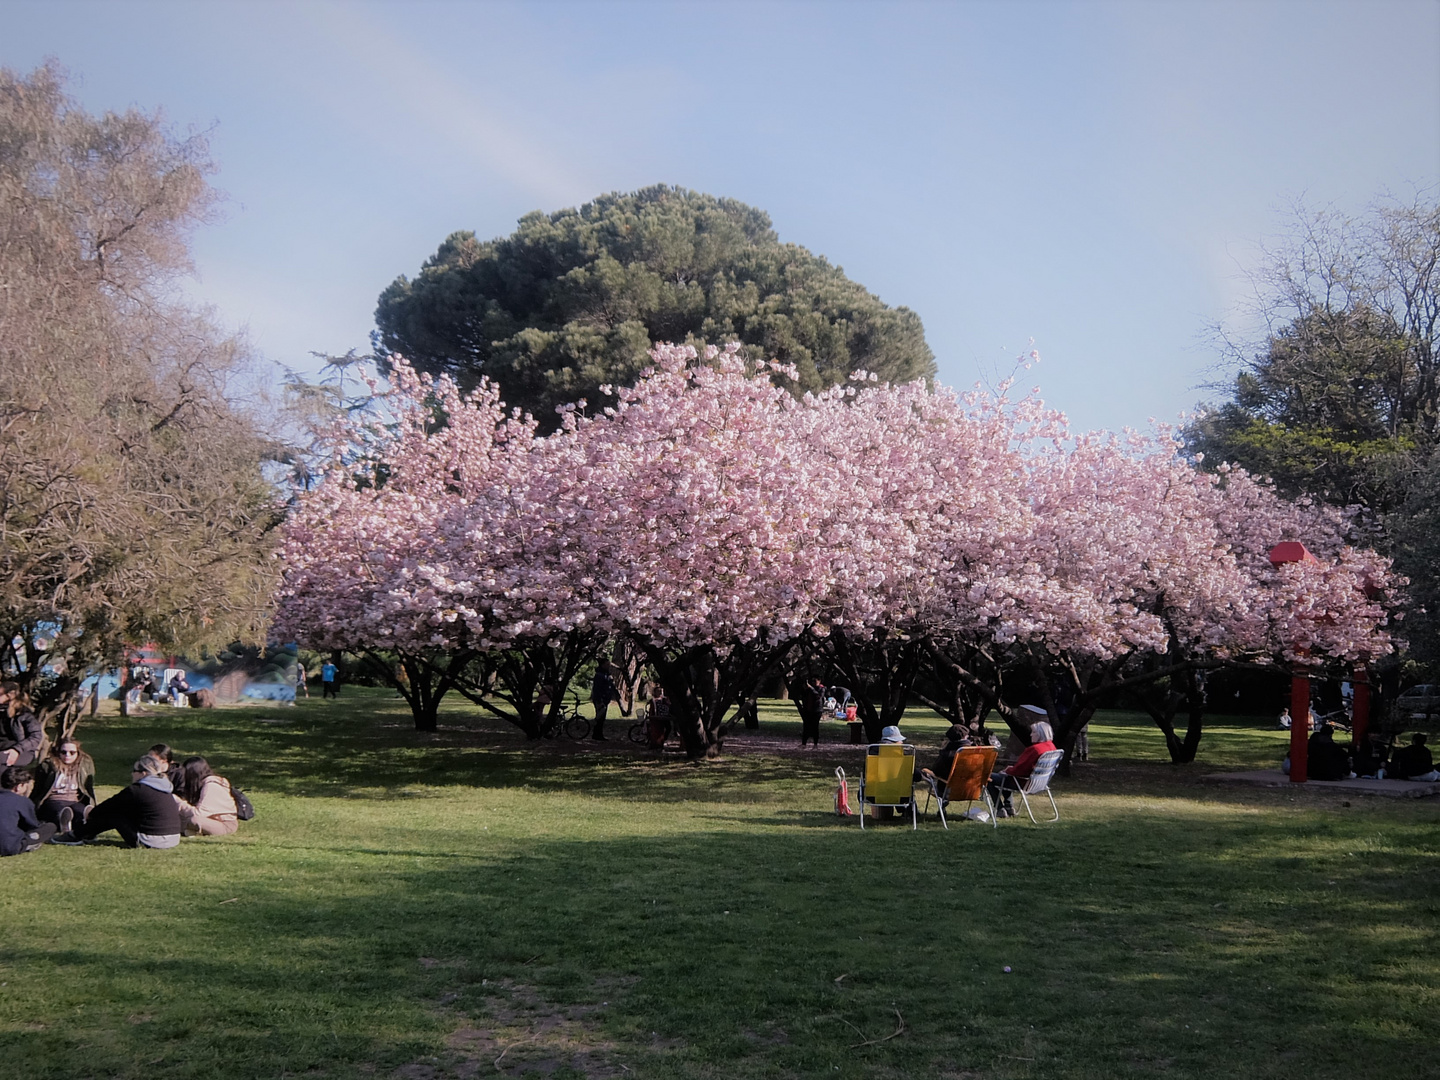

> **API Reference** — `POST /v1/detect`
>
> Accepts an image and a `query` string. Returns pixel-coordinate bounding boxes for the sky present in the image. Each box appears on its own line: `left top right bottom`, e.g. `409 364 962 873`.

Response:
4 0 1438 433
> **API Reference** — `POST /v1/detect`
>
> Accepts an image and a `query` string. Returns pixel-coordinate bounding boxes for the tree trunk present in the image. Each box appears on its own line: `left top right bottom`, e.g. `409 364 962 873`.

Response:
807 627 923 743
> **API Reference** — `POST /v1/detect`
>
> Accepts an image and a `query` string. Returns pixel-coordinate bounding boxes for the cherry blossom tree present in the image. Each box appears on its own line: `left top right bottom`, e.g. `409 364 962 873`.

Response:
277 339 1399 762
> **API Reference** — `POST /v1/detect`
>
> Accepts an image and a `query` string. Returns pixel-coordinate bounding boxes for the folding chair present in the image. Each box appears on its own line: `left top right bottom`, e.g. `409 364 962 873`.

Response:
995 748 1065 824
858 743 918 829
924 745 998 829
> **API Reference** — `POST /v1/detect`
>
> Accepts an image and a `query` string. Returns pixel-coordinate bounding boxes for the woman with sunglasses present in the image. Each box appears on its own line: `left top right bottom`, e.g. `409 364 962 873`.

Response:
31 736 98 834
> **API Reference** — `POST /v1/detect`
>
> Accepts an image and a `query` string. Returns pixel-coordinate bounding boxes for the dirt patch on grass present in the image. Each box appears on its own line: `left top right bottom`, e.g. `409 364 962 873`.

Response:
394 977 649 1079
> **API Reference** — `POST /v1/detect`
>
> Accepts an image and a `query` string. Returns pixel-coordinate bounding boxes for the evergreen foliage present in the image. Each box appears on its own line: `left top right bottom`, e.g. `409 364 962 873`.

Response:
374 185 935 426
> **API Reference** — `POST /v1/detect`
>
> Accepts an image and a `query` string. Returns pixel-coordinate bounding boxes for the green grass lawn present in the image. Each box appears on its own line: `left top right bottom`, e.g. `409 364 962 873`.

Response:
1 691 1437 1079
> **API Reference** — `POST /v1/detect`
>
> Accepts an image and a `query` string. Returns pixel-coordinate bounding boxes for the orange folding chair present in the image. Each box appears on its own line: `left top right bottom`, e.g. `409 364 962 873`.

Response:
924 745 998 829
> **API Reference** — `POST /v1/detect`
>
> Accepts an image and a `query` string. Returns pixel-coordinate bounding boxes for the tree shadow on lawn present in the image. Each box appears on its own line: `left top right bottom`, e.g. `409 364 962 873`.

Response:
5 809 1438 1079
73 703 1438 826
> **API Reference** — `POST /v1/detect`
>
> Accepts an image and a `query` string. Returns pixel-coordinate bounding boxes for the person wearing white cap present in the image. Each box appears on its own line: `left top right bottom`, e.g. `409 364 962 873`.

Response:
874 725 910 819
987 706 1057 817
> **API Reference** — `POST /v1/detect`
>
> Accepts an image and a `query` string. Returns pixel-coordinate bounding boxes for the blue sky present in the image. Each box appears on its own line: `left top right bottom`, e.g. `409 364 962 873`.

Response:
5 0 1438 432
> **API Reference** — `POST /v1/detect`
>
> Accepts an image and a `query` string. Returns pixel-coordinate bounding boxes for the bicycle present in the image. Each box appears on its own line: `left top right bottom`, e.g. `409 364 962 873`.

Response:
628 706 652 746
541 698 591 741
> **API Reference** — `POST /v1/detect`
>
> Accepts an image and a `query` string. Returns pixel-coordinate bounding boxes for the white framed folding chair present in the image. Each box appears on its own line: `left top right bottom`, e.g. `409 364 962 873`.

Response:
996 748 1064 824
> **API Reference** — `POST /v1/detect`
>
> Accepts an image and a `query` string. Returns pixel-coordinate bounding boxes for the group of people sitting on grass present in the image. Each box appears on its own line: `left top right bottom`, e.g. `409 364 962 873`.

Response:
0 732 246 857
1284 726 1440 782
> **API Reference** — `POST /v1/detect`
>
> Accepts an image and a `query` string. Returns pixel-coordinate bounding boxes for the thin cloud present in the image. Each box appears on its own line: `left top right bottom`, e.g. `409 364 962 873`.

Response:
303 0 590 208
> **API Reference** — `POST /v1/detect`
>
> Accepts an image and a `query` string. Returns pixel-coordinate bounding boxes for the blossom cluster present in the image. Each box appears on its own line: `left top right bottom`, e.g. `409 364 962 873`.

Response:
276 343 1398 702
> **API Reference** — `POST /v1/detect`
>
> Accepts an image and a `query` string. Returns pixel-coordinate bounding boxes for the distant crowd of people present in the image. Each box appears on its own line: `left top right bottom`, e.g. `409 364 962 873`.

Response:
0 682 248 857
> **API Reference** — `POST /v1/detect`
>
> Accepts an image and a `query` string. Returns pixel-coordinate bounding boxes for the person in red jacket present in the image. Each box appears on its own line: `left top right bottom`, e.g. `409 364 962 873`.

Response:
988 708 1058 818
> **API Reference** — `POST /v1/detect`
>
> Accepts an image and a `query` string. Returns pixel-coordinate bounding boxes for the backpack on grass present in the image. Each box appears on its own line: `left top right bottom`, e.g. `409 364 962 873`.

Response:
231 785 256 821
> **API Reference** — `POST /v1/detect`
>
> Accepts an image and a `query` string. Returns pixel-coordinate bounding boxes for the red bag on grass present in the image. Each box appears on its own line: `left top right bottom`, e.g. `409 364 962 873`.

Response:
834 767 853 816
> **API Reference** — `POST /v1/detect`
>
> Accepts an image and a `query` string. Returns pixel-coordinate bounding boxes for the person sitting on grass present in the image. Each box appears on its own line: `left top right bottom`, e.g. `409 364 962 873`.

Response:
173 756 240 837
30 736 97 835
1389 733 1439 781
0 766 56 855
1306 724 1351 781
0 681 43 767
62 755 182 849
1352 738 1388 779
986 710 1057 818
148 743 184 787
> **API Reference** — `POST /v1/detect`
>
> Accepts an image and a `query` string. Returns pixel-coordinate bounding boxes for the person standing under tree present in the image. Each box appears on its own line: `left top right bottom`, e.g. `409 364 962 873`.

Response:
590 661 618 741
799 675 825 748
321 659 339 699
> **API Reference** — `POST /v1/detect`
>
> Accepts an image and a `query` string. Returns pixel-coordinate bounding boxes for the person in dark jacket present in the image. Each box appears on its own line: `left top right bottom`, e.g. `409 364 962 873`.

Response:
798 675 825 748
920 723 973 793
1352 738 1388 779
0 765 56 854
590 661 618 741
1389 733 1438 781
1307 725 1351 781
0 681 44 767
66 755 182 848
31 736 98 832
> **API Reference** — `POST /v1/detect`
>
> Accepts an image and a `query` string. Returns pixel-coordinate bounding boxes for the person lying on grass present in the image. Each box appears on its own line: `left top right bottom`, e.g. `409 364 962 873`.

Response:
0 765 57 855
173 756 240 837
61 755 182 849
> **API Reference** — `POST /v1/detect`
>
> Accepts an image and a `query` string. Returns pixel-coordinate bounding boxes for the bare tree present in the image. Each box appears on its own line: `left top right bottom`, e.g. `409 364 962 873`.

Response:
0 62 281 734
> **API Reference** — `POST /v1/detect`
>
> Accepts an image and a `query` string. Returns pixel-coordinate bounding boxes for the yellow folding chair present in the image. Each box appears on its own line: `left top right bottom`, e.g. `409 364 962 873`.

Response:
858 743 918 829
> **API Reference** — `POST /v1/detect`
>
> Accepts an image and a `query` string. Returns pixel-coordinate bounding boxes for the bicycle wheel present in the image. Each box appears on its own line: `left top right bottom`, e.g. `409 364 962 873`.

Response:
564 711 591 740
629 721 649 745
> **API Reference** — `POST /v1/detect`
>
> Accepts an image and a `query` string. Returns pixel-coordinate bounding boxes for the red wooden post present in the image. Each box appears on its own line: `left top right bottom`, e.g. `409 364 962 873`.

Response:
1288 668 1310 783
1270 541 1321 784
1351 666 1371 750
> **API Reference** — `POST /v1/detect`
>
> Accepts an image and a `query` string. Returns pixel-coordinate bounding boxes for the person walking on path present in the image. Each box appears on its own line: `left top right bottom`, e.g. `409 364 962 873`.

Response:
591 662 618 740
321 660 339 699
296 663 309 699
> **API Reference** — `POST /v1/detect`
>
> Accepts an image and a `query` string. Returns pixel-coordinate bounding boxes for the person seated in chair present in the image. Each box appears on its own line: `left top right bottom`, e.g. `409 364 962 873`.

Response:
875 725 912 819
63 755 181 849
1389 733 1439 781
918 724 972 802
987 709 1057 818
1306 724 1351 781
